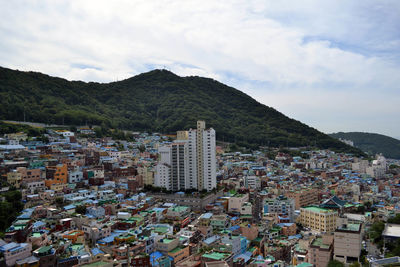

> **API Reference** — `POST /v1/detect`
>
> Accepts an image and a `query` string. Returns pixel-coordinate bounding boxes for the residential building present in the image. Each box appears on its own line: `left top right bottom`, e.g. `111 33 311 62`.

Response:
45 164 68 188
69 169 83 183
307 236 333 267
155 237 179 252
228 194 249 213
263 196 296 222
7 170 22 188
0 242 32 266
190 120 216 191
334 223 362 264
155 121 216 191
286 188 319 210
299 206 338 233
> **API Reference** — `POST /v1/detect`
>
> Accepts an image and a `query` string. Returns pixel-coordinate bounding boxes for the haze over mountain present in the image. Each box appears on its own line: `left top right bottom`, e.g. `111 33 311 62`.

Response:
0 66 363 155
329 132 400 159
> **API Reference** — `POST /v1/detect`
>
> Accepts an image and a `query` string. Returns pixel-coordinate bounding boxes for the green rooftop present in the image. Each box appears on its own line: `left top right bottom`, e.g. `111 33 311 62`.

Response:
162 238 175 244
81 261 110 267
71 244 84 251
169 246 185 254
311 237 330 249
153 226 169 234
303 206 334 213
297 262 313 267
35 246 52 254
169 206 189 212
32 232 42 238
202 252 230 260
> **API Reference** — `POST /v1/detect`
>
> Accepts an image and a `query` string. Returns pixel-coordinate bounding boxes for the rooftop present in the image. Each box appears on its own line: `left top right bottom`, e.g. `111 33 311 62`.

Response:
311 237 331 249
303 206 335 213
383 224 400 238
203 252 230 260
337 223 361 232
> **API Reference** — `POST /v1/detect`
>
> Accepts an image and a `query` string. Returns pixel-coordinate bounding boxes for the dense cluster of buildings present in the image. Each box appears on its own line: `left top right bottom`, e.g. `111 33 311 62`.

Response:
0 121 400 267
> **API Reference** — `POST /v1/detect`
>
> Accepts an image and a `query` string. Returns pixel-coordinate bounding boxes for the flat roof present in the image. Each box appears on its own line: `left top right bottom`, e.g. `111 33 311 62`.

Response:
337 223 361 232
303 206 335 213
383 224 400 238
311 237 330 249
203 252 230 260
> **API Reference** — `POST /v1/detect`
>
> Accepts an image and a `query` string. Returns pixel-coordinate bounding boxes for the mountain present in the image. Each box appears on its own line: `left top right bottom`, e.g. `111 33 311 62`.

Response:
0 66 363 155
329 132 400 159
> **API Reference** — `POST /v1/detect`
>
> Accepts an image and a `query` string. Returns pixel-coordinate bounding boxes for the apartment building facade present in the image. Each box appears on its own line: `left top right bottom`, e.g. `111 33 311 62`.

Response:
334 223 362 264
299 206 338 233
285 188 319 210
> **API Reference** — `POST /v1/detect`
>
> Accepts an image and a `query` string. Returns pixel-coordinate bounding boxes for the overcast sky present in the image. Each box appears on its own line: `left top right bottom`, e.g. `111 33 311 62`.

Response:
1 1 399 138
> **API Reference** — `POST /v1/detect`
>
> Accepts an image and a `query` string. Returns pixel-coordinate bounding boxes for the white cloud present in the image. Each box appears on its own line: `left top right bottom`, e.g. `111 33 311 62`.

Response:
0 0 399 136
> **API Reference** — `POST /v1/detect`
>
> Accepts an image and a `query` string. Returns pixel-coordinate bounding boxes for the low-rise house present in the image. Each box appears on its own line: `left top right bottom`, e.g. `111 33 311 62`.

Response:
0 242 32 266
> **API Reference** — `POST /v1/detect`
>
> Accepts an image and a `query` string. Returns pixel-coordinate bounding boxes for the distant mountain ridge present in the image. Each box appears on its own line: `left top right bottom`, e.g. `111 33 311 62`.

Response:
0 66 363 155
329 132 400 159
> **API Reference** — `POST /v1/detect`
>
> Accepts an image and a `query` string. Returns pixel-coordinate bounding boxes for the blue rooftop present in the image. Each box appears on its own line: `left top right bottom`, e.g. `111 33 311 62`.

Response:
91 248 104 256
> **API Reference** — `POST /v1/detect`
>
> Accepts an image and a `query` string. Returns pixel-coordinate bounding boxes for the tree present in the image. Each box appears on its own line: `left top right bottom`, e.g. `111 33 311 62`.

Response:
138 145 146 153
369 221 385 243
388 214 400 224
75 205 87 215
69 125 77 132
55 197 64 207
328 260 345 267
349 262 360 267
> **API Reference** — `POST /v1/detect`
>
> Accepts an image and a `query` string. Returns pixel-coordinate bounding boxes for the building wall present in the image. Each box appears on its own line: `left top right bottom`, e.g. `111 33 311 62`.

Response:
229 194 249 213
299 207 338 233
334 229 362 263
7 171 22 188
3 243 32 266
45 164 68 188
308 247 332 267
168 246 190 263
286 189 319 210
155 146 172 190
202 128 216 191
264 197 295 222
156 121 216 192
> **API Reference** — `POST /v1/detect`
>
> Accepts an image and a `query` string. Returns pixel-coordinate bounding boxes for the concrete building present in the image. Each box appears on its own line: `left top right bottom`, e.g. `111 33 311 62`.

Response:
186 121 216 191
382 223 400 242
244 174 261 189
45 164 68 188
228 194 249 213
334 223 362 264
0 242 32 266
155 237 179 252
69 169 83 183
263 196 296 222
7 170 22 188
308 236 333 267
155 120 216 191
285 188 319 210
299 206 338 233
154 142 188 191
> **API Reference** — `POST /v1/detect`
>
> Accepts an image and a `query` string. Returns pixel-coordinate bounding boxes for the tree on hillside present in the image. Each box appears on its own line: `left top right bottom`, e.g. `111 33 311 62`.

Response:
328 260 345 267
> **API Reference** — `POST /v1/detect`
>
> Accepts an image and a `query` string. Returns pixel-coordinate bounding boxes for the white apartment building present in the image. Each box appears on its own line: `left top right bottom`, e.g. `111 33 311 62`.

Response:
187 121 216 191
155 120 216 191
154 142 189 191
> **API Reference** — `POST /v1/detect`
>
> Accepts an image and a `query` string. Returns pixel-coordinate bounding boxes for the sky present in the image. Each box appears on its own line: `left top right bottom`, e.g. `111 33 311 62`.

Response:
1 1 399 138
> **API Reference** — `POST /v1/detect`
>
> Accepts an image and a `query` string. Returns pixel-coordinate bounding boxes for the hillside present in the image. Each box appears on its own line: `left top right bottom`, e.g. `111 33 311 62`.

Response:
0 66 363 155
329 132 400 159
